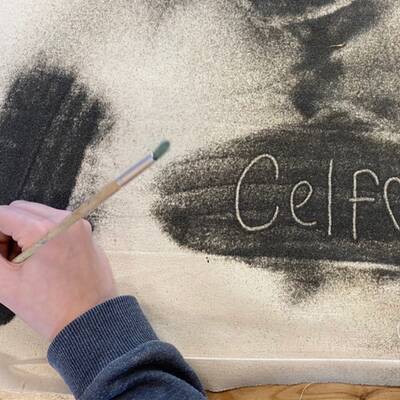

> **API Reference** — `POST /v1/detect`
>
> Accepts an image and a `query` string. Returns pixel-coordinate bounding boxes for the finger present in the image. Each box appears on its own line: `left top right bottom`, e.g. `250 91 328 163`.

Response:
0 205 52 250
10 200 70 223
11 201 93 233
10 200 93 238
0 205 39 237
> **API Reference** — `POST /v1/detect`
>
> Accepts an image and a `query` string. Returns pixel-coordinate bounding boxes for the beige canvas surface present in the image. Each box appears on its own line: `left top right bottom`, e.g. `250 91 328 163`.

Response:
0 0 400 395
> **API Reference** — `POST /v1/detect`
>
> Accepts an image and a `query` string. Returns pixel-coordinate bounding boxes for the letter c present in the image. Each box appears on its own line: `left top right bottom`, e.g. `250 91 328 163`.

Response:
235 154 279 232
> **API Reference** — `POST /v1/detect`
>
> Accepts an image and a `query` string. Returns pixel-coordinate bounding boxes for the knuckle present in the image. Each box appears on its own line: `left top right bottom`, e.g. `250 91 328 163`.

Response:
53 210 72 223
33 219 53 236
72 219 92 235
19 219 54 248
84 219 92 229
9 200 27 207
81 219 93 233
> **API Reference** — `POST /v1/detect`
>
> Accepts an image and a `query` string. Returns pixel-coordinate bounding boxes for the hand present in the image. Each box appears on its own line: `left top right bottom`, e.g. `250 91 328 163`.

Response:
0 200 117 340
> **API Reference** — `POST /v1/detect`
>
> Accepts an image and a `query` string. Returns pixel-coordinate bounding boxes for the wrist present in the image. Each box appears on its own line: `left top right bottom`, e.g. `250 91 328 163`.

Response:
50 290 118 341
48 296 158 398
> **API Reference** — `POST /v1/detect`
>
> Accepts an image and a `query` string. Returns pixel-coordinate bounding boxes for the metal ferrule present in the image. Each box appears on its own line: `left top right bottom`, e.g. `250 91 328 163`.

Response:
115 153 154 186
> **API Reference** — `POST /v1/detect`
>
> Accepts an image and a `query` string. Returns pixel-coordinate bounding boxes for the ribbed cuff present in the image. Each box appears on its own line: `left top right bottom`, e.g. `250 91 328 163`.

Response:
47 296 158 398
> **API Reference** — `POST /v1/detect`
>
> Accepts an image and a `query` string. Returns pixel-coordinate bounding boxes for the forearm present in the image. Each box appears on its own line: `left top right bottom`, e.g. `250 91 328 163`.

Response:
47 296 206 400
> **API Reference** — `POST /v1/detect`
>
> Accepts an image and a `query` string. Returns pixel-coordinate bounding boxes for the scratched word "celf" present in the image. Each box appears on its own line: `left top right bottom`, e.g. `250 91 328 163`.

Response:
235 154 400 240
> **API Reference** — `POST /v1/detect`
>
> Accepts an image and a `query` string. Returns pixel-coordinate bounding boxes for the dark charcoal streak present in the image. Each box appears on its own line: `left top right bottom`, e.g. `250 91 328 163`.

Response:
152 119 400 300
0 63 110 325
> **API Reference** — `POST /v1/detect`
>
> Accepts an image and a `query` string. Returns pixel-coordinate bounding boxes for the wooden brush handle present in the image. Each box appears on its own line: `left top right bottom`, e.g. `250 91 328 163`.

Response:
13 181 120 263
13 152 156 264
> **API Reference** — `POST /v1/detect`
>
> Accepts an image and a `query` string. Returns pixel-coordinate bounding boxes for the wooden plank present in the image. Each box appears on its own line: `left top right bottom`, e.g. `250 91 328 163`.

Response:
207 384 400 399
2 384 400 399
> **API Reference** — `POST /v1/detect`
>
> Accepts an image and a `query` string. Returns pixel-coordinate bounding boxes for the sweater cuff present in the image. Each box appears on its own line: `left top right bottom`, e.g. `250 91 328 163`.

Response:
47 295 158 398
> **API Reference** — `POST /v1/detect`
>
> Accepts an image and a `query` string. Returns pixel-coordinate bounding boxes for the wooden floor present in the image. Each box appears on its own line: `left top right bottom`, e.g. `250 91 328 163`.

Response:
208 384 400 399
1 384 400 399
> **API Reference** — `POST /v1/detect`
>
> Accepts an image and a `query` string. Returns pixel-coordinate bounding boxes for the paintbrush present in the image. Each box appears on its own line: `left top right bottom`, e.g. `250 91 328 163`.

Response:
13 140 170 263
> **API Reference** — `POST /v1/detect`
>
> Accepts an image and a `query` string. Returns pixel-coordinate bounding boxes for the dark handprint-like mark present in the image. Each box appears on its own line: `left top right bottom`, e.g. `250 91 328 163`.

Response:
0 63 112 325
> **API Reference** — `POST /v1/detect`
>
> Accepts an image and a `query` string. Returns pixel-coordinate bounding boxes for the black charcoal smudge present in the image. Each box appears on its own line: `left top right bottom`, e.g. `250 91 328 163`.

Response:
0 62 111 325
152 117 400 300
238 1 383 120
289 0 381 119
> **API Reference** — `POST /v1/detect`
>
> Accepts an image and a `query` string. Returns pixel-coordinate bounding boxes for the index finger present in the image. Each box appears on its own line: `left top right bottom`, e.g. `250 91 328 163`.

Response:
10 200 70 222
0 205 50 251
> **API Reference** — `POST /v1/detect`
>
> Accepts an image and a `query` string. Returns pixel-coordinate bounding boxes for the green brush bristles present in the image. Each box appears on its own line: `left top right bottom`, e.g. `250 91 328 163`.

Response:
153 140 170 160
